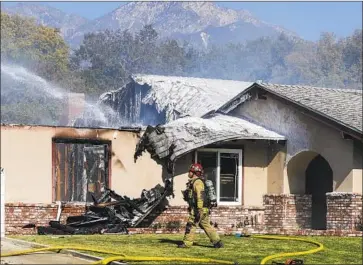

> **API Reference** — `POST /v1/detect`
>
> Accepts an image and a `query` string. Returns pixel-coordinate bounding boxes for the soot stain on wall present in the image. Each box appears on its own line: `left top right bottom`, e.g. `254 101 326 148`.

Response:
231 95 340 164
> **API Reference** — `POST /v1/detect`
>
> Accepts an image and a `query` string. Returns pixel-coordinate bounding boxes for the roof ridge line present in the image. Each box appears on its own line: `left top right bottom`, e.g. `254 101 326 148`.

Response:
259 82 362 93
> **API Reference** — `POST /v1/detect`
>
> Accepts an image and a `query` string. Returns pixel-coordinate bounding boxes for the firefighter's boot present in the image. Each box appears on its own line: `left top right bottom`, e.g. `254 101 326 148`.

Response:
213 240 224 248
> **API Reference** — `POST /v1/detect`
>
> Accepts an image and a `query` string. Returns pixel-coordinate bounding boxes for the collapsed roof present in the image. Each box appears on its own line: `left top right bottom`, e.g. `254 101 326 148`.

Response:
99 74 254 125
133 74 254 119
134 113 285 173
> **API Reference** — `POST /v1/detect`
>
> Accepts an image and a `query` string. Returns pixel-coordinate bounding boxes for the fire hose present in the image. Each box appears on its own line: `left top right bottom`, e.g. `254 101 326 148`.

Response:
1 235 324 265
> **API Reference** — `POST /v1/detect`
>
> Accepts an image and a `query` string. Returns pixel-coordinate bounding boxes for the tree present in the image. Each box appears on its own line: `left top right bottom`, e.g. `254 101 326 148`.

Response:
1 12 71 125
340 29 362 89
71 25 195 95
1 12 70 82
71 29 133 95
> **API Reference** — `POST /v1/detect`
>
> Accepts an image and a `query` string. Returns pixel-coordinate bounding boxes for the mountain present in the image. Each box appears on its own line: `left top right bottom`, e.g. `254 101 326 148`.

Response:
1 2 298 48
0 2 89 40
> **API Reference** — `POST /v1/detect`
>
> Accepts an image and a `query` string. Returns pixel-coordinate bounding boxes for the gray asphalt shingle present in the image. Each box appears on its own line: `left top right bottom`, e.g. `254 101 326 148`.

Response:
257 82 363 133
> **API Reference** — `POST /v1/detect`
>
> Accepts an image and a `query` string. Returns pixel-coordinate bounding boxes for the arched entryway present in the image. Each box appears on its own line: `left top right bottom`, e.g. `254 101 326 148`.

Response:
287 151 333 230
305 154 333 230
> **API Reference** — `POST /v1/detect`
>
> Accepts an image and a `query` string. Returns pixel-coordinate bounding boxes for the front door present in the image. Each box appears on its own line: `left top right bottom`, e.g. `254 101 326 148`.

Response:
305 154 333 230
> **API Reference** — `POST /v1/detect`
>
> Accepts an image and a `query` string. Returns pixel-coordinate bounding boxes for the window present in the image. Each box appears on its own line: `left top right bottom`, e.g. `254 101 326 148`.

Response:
52 139 111 203
195 148 243 206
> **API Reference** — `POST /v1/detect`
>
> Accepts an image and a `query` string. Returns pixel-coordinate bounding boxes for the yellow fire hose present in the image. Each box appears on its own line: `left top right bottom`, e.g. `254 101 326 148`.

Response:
1 235 324 265
251 235 324 264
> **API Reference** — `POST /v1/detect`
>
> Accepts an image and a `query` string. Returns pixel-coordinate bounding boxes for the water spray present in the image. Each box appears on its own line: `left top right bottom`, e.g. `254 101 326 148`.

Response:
1 63 120 128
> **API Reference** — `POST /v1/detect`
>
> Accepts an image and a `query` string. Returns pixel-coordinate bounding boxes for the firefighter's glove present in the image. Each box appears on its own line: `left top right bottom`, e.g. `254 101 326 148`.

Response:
195 208 204 224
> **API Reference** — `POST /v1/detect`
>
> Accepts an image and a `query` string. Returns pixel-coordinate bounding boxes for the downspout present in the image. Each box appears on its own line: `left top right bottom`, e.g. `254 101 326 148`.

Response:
1 167 5 238
56 201 63 222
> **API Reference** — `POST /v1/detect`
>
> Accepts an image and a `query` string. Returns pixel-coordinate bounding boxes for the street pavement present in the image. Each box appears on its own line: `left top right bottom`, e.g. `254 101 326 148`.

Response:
1 238 91 264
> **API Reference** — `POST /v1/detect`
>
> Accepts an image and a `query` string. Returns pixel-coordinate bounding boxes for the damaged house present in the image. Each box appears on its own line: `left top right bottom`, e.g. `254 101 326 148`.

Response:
1 93 170 235
109 75 363 235
1 75 362 236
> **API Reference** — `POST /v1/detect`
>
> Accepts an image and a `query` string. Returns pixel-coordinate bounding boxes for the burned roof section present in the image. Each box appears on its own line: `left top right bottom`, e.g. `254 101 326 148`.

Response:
98 74 254 127
134 113 285 173
132 74 254 120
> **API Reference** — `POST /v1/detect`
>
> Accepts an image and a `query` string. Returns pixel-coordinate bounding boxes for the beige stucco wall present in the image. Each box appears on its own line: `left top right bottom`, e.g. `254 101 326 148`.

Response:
0 125 273 207
231 94 361 194
0 125 163 203
169 153 193 206
266 143 286 194
353 141 363 193
243 141 268 206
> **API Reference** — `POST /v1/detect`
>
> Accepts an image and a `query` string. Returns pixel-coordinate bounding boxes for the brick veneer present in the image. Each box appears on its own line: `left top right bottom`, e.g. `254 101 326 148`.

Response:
5 203 86 235
139 205 265 233
263 194 312 230
5 193 363 237
326 192 362 231
5 203 265 235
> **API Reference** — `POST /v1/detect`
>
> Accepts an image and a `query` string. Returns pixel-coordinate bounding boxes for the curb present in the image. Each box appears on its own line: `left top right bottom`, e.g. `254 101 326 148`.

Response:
2 237 127 265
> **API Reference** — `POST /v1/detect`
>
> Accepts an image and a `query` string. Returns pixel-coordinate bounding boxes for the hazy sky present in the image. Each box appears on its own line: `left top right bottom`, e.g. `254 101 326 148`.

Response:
3 1 362 41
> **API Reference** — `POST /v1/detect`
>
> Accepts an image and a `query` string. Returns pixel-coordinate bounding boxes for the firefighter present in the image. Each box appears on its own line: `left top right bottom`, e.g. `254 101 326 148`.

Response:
178 163 224 248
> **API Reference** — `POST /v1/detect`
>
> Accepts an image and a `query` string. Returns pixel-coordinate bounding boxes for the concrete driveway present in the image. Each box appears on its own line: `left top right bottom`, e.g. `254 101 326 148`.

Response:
1 237 91 264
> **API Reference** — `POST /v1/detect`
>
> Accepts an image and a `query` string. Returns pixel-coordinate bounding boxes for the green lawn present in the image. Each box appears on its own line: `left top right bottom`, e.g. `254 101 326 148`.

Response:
10 234 362 264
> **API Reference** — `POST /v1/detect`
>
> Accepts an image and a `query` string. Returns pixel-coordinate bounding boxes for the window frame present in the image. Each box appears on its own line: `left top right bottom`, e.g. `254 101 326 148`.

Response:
51 138 112 203
194 148 243 206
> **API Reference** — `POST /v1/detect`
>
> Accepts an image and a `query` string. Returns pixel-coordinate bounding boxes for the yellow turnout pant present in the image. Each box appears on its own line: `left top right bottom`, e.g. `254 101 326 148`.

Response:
183 207 220 247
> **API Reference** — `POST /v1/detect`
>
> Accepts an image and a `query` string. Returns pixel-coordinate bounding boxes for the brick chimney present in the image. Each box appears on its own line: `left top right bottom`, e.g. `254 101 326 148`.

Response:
59 93 86 126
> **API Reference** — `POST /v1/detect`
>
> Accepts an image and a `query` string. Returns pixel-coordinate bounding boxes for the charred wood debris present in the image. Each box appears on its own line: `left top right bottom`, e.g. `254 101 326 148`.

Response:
35 180 173 235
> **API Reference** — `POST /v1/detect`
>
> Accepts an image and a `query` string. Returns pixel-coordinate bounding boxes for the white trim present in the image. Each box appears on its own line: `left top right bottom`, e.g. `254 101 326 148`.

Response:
195 148 243 206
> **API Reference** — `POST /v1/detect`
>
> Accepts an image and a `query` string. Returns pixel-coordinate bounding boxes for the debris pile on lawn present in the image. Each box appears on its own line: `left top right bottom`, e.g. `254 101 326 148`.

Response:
36 180 173 235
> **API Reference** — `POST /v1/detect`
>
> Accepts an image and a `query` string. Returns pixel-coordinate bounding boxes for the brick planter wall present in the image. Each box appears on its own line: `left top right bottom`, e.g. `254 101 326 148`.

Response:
140 205 265 234
326 192 363 231
5 203 265 235
5 193 363 236
5 203 86 235
263 194 312 230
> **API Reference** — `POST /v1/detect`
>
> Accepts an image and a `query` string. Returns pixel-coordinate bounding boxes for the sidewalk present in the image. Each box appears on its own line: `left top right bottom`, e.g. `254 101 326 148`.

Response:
1 237 91 264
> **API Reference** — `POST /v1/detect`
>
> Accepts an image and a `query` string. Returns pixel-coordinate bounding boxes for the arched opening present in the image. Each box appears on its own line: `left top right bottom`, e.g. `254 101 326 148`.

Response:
305 154 333 230
287 151 333 230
